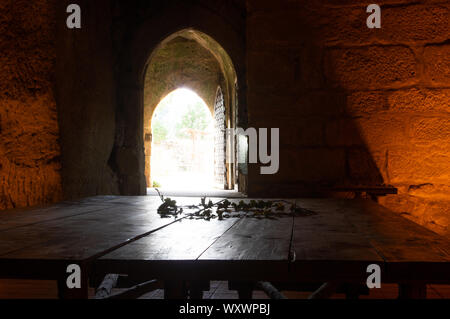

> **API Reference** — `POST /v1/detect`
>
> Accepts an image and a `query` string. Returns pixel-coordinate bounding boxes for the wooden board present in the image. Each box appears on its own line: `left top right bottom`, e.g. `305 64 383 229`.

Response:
1 195 449 290
96 217 240 281
0 204 110 232
290 198 450 283
290 198 384 283
197 216 294 281
337 199 450 283
0 197 203 279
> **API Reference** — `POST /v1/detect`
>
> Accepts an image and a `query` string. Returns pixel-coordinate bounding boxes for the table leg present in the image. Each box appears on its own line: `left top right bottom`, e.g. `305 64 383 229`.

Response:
56 263 89 299
164 280 187 299
57 275 89 299
189 281 210 299
229 281 255 299
398 283 427 299
343 283 369 299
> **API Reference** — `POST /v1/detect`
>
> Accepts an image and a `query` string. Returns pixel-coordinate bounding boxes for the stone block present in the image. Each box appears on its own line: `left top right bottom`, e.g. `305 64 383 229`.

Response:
380 4 450 44
284 148 346 182
388 88 450 113
388 146 450 184
354 115 408 149
325 119 365 147
346 91 389 116
408 117 450 146
247 50 296 91
423 44 450 86
247 11 311 49
297 91 346 116
325 46 417 90
279 118 324 147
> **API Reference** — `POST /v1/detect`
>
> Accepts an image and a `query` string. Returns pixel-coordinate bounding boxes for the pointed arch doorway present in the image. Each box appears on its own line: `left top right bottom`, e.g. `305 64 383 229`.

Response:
143 29 243 193
150 88 215 190
112 2 247 196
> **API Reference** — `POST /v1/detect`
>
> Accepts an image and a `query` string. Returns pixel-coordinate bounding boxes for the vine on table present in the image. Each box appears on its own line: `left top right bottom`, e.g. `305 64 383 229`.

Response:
155 189 316 221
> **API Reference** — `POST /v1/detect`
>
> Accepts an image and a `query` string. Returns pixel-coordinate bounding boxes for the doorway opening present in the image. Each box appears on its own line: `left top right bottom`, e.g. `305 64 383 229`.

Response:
150 88 214 189
143 29 245 196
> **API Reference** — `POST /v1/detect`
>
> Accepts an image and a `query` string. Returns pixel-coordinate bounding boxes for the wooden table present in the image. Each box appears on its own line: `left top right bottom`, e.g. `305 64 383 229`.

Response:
0 196 449 299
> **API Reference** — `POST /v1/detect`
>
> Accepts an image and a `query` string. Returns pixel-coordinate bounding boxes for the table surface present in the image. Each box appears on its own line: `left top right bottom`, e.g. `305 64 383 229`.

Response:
0 196 449 285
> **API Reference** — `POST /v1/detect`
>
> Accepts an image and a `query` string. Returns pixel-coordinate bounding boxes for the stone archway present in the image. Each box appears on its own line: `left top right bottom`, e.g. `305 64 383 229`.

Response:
143 31 237 189
113 2 247 195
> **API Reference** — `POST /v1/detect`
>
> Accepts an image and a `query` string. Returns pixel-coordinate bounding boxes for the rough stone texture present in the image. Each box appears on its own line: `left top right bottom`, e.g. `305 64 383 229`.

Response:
144 37 223 127
0 0 62 209
55 0 119 199
324 46 418 90
388 88 450 113
380 4 450 44
423 44 450 86
247 0 450 237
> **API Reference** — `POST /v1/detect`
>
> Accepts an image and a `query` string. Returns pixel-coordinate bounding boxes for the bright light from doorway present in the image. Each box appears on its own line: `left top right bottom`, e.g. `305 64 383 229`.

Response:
151 88 214 190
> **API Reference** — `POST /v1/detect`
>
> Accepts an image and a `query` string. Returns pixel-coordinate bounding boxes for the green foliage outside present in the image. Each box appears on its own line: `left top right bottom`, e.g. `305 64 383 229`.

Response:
151 89 212 142
152 121 168 143
175 101 210 139
152 180 161 188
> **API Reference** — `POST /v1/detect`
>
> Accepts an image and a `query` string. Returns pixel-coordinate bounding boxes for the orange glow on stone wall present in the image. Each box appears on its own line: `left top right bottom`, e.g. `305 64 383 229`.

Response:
0 0 62 209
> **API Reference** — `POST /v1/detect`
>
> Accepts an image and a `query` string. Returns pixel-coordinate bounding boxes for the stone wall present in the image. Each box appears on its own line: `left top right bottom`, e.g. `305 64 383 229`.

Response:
55 0 119 199
1 0 448 238
144 37 223 128
0 0 62 209
246 0 450 236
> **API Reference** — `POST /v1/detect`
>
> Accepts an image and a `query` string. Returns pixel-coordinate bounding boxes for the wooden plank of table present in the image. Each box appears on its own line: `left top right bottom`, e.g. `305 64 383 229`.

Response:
289 198 385 283
102 196 167 208
196 215 294 281
59 195 121 205
95 217 240 281
337 199 450 283
0 204 110 232
0 197 207 278
0 196 194 250
0 196 168 233
0 197 202 259
336 199 450 261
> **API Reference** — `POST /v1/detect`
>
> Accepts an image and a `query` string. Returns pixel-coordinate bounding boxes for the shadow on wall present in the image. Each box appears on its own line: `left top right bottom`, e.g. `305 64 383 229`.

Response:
246 5 385 198
247 0 450 237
